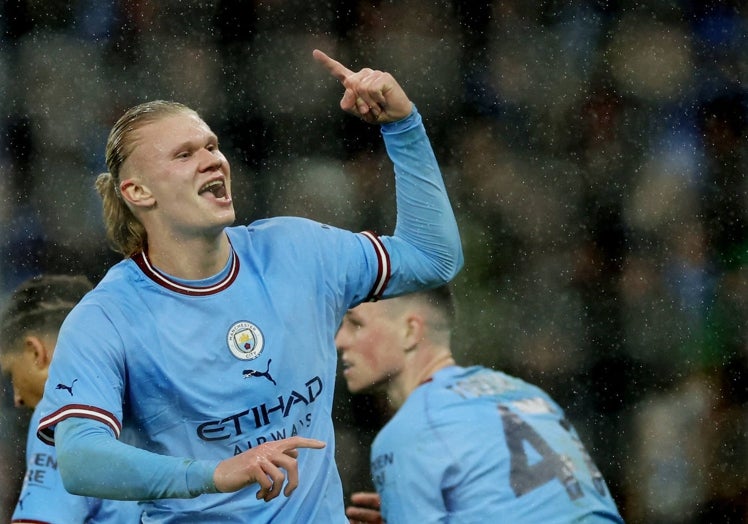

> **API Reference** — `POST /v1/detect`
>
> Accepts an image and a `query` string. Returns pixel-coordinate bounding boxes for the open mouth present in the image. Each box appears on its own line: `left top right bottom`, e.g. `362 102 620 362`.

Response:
198 179 228 199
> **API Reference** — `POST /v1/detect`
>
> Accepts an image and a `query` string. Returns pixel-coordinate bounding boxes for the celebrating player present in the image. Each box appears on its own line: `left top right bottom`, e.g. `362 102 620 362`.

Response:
336 285 624 523
35 49 462 522
0 274 141 523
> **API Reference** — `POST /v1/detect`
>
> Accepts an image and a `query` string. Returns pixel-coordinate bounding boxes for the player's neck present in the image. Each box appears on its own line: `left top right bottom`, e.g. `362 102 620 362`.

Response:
417 352 456 385
147 232 231 280
389 351 455 410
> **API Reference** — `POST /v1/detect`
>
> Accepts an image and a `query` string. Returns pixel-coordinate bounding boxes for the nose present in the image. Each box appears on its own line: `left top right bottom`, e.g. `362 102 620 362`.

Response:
198 148 225 172
334 333 342 352
334 328 349 353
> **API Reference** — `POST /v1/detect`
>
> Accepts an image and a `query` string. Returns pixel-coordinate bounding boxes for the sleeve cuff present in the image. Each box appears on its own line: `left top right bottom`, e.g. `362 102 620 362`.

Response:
381 104 421 135
186 459 222 496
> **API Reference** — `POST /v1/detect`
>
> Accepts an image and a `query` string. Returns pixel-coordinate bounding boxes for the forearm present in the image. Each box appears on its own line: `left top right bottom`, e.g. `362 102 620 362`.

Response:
55 417 219 500
381 107 463 288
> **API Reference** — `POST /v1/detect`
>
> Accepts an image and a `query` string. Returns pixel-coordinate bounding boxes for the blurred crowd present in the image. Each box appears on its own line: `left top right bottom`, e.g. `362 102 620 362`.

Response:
0 1 746 522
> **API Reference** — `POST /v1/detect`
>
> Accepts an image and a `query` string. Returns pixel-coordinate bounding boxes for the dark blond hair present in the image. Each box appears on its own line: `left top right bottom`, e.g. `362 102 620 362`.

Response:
95 100 200 257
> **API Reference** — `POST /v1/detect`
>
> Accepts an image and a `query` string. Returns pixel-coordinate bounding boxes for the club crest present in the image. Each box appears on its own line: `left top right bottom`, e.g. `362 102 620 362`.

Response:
227 321 264 360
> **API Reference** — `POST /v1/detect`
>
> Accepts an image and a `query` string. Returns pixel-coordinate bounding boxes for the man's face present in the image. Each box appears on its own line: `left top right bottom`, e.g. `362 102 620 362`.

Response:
121 112 235 239
335 301 406 394
0 346 46 409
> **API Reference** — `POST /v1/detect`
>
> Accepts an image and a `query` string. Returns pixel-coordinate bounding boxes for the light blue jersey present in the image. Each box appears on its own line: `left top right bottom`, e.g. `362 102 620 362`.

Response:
371 366 624 524
38 220 386 522
36 109 463 523
12 406 141 523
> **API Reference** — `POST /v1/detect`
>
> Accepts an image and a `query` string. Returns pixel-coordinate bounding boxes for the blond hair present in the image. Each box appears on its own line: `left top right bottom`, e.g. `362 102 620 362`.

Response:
95 100 200 257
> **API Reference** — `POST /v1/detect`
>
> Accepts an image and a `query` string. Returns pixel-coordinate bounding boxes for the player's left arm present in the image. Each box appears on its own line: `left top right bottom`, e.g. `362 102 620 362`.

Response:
313 50 463 296
378 108 463 295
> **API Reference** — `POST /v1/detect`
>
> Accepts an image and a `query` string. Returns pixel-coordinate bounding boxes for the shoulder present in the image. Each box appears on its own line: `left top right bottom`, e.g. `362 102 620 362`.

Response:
229 218 348 241
59 262 150 335
234 216 330 231
437 366 547 399
85 258 148 304
409 366 558 427
227 219 365 256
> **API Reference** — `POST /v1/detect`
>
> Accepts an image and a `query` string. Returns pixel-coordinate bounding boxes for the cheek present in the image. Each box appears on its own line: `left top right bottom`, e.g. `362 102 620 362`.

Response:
356 335 401 375
9 368 31 397
12 359 42 391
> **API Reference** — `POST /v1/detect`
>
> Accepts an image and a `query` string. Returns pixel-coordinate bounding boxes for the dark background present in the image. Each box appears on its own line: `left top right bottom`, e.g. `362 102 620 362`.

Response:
0 1 746 522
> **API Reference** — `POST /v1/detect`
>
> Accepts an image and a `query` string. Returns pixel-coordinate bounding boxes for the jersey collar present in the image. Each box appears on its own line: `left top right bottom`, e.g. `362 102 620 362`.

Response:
132 243 240 296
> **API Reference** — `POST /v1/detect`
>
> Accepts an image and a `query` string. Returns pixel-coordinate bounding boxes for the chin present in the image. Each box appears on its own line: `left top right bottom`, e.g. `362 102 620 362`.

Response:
347 381 366 395
216 211 236 228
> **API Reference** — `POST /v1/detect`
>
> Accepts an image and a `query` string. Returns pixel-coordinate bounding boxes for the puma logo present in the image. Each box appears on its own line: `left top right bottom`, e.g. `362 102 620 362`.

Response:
56 379 78 396
243 359 276 385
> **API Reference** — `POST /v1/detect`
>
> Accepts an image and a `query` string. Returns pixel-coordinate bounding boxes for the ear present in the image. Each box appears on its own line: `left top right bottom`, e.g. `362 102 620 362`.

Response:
24 335 52 371
403 313 426 352
120 178 156 208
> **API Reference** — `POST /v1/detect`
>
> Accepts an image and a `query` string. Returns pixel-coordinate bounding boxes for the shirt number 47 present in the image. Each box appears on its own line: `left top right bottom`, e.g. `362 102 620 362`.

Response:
498 405 608 501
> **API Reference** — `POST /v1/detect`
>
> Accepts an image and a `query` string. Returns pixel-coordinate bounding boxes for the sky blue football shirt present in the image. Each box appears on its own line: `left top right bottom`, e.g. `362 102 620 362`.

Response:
372 366 624 523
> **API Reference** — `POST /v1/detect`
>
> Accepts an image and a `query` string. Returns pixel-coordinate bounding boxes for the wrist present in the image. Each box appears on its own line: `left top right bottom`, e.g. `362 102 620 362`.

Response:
381 104 420 134
187 459 222 496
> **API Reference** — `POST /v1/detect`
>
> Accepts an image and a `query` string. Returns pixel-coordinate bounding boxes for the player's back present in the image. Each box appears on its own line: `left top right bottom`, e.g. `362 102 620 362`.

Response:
372 365 624 523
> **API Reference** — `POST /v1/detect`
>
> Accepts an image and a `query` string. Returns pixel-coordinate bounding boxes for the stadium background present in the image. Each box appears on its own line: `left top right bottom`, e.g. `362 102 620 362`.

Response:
0 1 746 522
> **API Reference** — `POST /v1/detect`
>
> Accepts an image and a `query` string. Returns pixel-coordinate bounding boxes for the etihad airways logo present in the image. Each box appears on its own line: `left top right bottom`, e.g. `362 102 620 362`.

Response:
197 376 323 441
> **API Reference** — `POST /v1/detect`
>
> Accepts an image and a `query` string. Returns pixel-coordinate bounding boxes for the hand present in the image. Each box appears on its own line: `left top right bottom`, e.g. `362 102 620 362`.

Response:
345 491 383 524
212 436 325 502
313 49 413 125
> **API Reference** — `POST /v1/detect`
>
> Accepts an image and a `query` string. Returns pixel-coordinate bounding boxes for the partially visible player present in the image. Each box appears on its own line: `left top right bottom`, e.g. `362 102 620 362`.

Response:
0 274 141 523
336 285 624 523
34 48 462 522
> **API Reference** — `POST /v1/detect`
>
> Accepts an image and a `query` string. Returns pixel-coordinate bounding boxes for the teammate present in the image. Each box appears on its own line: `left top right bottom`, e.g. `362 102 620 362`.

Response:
0 274 141 523
35 49 463 522
335 285 624 523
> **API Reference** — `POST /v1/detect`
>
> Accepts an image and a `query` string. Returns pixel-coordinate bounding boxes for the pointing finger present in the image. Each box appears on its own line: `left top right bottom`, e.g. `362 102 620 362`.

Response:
284 436 326 450
313 49 353 82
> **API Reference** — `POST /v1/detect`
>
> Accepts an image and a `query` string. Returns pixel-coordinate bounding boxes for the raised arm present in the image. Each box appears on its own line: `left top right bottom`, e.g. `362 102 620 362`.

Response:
314 49 463 295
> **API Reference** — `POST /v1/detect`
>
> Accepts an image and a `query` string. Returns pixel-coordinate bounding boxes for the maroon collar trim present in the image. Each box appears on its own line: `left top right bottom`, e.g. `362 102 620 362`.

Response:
132 246 240 296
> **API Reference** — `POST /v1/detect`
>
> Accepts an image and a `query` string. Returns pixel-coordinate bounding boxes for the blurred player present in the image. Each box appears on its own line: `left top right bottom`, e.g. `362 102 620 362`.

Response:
336 285 624 523
0 274 141 523
35 49 463 522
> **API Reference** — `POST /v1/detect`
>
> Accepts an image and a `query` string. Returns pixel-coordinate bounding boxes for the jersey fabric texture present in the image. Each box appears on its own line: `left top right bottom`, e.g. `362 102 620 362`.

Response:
36 108 462 523
11 406 141 524
371 366 625 524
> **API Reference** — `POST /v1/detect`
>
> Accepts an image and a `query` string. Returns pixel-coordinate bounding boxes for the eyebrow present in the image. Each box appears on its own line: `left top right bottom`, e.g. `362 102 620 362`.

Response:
173 132 217 149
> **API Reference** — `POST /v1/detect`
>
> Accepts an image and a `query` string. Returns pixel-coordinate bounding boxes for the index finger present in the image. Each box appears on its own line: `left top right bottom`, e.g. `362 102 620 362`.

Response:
313 49 353 82
284 436 326 450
